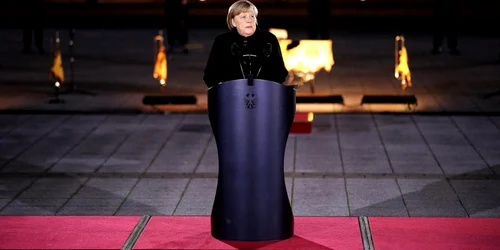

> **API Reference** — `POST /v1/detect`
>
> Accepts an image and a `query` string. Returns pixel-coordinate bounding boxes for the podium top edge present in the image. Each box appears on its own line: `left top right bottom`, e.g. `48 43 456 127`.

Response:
208 79 295 90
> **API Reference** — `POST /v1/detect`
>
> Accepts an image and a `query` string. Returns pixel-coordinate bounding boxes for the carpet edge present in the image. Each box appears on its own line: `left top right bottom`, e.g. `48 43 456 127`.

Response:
122 215 151 250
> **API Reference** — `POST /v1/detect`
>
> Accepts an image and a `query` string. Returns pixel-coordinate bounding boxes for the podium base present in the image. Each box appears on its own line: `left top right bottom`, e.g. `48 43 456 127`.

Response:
212 233 293 243
208 79 295 242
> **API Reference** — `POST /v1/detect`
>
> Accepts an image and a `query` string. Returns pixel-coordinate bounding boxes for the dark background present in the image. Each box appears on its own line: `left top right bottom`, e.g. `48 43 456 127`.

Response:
0 0 498 35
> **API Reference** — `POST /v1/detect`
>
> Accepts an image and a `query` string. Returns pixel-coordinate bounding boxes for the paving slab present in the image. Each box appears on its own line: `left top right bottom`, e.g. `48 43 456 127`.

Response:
398 178 468 217
347 178 408 216
292 178 349 216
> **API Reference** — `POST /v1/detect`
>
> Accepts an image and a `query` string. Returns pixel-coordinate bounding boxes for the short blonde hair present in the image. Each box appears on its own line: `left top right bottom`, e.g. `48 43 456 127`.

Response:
226 0 258 30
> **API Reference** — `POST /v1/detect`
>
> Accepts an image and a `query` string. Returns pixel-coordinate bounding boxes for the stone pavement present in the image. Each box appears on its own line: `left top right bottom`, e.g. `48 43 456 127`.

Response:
0 28 499 113
0 28 499 218
0 113 499 217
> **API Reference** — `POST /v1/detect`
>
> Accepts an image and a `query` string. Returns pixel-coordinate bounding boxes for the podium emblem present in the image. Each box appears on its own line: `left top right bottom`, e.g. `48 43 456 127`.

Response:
245 93 257 109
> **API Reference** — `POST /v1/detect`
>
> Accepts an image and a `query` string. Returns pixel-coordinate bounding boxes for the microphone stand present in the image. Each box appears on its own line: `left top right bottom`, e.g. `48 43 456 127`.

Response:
233 42 272 87
241 54 257 86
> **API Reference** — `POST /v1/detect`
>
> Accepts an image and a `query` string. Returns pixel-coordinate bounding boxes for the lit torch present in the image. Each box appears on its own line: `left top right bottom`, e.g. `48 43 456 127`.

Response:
395 35 412 90
153 30 168 88
49 31 64 92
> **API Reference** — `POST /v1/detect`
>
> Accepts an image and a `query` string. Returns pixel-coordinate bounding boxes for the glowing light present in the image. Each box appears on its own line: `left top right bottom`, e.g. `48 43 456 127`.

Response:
270 28 334 88
279 39 334 76
153 32 168 85
49 32 64 84
394 35 412 90
269 28 288 40
307 112 314 122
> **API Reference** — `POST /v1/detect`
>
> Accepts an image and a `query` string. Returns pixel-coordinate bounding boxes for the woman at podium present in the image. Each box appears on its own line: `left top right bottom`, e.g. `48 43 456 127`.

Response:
203 0 289 88
205 2 296 240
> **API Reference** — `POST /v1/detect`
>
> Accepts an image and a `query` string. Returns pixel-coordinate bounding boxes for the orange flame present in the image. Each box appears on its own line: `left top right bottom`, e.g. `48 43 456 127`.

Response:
49 38 64 83
279 40 334 75
153 34 167 85
395 36 412 90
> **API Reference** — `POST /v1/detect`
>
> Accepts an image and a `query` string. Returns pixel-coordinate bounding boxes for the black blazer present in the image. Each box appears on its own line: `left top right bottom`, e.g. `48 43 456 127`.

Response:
203 28 289 88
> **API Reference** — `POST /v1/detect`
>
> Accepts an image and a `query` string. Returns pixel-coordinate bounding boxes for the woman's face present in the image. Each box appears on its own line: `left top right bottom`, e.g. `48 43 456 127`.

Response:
232 11 257 37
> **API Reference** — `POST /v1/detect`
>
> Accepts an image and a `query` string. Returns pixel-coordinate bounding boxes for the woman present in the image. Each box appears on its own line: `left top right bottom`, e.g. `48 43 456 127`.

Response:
203 0 289 88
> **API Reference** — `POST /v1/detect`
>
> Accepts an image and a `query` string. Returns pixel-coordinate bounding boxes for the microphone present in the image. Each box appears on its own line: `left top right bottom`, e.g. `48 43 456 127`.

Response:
263 43 272 57
231 43 242 57
232 42 248 80
254 43 272 80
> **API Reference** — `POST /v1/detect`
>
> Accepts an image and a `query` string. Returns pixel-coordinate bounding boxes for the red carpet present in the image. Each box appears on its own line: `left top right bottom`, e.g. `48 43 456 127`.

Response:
134 216 362 249
370 217 500 250
0 216 140 249
2 216 500 249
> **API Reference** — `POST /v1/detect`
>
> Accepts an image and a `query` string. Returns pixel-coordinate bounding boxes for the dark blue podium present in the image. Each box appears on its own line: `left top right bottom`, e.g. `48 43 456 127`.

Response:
208 79 295 241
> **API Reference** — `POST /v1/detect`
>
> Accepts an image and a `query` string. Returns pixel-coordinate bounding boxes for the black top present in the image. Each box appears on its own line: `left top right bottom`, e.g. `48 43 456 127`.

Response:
203 28 289 88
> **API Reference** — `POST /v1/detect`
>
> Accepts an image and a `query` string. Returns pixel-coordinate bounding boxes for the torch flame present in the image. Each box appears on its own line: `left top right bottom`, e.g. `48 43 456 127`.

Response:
49 35 64 84
395 36 412 89
270 28 334 88
279 39 334 76
153 34 168 84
